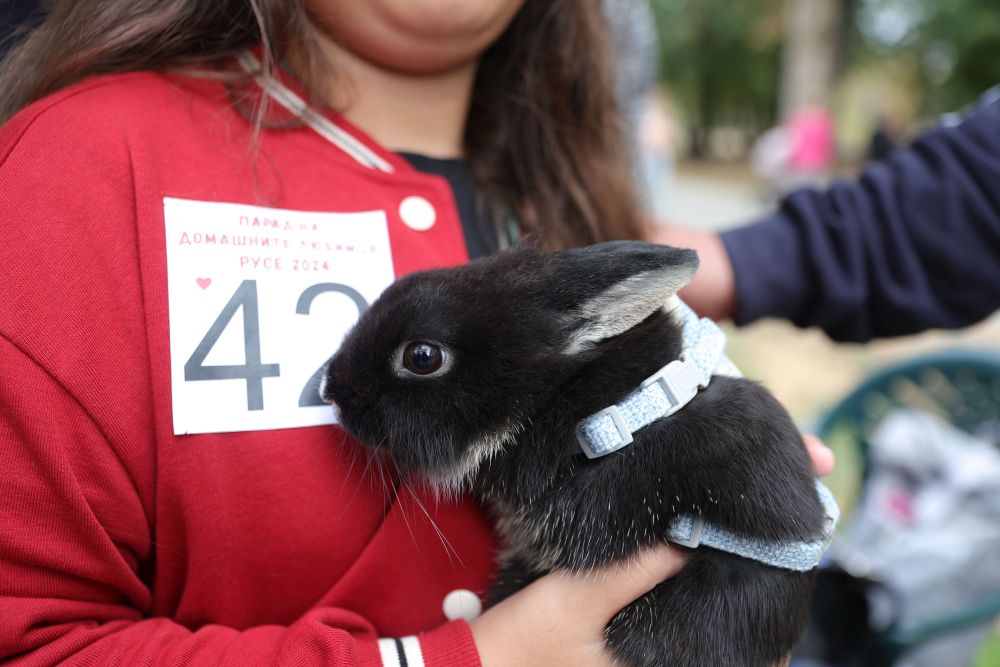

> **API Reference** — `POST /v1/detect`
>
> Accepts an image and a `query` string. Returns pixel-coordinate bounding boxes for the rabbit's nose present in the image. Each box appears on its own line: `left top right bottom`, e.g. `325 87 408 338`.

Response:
320 364 359 408
319 359 350 405
318 372 335 404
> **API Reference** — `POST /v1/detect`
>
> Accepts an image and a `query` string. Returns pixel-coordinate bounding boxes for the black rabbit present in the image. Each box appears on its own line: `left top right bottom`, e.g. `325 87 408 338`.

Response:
322 241 833 667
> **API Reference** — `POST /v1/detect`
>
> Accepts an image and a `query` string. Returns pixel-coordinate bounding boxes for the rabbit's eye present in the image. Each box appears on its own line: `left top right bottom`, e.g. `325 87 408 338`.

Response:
403 341 444 375
395 340 451 378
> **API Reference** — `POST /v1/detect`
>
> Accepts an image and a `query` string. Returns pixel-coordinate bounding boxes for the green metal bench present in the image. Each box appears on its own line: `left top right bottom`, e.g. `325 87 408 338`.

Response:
816 348 1000 666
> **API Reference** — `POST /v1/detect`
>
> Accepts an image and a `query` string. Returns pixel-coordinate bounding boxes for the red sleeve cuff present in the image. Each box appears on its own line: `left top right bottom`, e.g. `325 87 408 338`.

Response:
419 620 482 667
362 621 481 667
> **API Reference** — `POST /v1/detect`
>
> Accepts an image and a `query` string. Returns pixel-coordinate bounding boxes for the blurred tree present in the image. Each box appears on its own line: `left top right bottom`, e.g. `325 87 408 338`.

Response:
652 0 998 157
650 0 785 157
781 0 844 117
851 0 1000 114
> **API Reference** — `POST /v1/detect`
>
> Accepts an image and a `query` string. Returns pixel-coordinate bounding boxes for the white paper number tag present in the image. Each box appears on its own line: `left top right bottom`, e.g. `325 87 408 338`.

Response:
163 197 395 435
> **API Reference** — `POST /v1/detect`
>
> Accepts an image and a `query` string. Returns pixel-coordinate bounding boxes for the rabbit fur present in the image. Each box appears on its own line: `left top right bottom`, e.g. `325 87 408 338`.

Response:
323 241 826 667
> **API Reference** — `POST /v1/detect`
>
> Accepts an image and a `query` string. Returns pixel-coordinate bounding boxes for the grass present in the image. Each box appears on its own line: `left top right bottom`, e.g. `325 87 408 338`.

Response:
975 633 1000 667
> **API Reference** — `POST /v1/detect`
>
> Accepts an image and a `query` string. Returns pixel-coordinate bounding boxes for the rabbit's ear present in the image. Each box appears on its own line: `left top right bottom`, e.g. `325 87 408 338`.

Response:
551 241 699 355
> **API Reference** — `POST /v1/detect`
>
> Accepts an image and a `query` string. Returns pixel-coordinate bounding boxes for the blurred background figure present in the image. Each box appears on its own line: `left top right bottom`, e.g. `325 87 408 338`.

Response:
785 104 835 187
749 123 793 200
604 0 659 150
603 0 678 219
637 88 678 219
749 105 836 199
866 113 902 162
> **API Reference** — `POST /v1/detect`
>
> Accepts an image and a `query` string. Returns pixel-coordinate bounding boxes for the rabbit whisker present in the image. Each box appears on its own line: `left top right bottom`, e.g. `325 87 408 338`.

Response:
404 480 464 568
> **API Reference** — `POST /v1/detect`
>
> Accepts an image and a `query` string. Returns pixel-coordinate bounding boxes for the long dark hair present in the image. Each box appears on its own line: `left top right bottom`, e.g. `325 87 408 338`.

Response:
0 0 644 248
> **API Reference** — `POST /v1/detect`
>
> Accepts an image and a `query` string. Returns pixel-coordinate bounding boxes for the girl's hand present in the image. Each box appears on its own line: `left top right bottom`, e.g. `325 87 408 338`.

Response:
804 433 835 476
469 546 687 667
469 437 834 666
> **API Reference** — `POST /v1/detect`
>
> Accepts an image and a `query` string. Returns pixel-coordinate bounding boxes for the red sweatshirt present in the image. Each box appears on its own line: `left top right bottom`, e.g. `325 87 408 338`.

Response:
0 67 497 665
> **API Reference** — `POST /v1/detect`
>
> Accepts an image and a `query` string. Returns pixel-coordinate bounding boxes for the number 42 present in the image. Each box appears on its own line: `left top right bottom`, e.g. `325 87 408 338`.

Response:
183 279 368 411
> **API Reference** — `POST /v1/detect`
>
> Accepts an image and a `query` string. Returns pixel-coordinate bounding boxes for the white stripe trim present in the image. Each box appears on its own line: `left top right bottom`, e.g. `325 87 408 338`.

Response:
377 638 401 667
235 52 395 174
377 636 424 667
399 635 424 667
400 635 426 667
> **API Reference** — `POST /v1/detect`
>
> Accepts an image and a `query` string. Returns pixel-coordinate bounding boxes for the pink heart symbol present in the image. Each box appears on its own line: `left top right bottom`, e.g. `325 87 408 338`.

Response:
196 277 212 290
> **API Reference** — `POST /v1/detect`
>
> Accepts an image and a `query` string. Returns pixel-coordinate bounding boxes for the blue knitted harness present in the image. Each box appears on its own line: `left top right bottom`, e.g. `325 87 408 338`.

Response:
575 299 839 571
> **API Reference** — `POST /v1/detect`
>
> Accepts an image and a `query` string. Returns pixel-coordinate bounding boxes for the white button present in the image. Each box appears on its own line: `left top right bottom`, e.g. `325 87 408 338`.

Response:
399 196 437 231
442 589 482 621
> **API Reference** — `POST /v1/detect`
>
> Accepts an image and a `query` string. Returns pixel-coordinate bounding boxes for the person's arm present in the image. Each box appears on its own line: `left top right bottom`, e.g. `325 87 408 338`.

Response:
653 88 1000 342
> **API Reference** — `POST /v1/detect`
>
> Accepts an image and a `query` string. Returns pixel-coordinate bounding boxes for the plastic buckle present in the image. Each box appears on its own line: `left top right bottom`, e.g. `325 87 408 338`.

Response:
669 515 706 548
640 359 701 416
576 405 633 459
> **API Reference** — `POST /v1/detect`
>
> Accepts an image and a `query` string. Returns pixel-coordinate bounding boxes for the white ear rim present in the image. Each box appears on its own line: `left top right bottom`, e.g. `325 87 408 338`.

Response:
561 266 695 355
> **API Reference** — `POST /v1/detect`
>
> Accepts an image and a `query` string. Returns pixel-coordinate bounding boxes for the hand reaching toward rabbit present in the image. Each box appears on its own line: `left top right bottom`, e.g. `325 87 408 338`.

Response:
645 224 736 322
803 433 835 476
468 437 835 667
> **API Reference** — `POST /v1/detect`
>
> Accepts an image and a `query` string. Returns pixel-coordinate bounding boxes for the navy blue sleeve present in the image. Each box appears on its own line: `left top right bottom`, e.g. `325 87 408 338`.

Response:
721 88 1000 342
